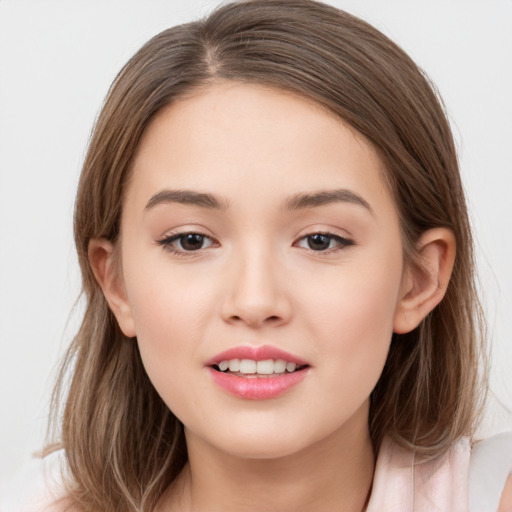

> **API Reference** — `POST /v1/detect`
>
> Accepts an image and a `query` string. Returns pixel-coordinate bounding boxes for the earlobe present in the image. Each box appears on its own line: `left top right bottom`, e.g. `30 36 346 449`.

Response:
88 238 136 338
393 228 456 334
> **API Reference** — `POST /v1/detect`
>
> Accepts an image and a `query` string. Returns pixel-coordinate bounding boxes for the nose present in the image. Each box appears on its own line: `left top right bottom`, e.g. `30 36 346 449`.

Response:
220 248 292 328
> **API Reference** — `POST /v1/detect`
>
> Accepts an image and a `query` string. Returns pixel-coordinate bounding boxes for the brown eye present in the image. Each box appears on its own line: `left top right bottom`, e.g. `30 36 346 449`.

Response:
179 233 207 251
295 233 354 252
157 232 216 253
307 234 331 251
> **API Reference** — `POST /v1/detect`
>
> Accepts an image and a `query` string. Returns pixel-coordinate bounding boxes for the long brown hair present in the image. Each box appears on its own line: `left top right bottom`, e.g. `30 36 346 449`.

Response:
49 1 487 510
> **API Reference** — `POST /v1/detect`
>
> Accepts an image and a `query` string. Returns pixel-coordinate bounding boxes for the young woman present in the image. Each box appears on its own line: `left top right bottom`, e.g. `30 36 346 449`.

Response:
7 1 512 510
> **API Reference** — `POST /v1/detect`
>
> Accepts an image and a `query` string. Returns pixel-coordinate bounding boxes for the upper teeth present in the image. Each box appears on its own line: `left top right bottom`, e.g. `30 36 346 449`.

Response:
217 359 299 374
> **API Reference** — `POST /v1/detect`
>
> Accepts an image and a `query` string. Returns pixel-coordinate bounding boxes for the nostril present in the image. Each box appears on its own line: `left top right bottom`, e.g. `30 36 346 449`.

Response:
229 314 282 326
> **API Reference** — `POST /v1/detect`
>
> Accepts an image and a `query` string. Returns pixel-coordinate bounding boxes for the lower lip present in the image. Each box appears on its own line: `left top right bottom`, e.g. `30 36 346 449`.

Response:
207 367 309 400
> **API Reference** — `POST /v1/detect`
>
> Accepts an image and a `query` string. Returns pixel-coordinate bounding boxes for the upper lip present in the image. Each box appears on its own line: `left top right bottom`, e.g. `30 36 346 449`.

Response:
205 345 309 367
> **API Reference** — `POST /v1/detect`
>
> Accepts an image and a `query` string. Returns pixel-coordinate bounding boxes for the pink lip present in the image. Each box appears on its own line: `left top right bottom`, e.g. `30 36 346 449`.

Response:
207 367 309 400
205 345 309 366
205 345 310 400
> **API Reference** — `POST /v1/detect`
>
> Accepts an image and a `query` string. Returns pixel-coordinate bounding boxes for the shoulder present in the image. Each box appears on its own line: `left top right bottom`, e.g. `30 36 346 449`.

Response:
0 449 74 512
470 432 512 512
368 433 512 511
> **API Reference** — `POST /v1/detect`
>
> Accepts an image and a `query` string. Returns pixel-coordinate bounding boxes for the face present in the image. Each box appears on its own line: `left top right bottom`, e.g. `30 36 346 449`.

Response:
113 82 407 459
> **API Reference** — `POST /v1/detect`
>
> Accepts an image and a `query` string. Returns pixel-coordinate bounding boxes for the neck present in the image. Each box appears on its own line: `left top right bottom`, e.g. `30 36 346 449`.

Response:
160 403 375 512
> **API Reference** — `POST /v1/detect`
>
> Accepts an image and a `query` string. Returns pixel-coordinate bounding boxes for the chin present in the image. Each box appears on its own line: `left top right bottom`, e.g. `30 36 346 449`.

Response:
215 434 311 460
185 412 345 462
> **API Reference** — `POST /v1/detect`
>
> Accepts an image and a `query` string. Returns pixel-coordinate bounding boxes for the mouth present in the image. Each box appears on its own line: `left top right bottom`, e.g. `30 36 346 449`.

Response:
206 345 310 399
212 358 309 377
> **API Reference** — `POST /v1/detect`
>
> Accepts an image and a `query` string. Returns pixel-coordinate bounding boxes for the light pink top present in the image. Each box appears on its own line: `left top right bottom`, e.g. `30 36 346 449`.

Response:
367 432 512 512
1 433 511 511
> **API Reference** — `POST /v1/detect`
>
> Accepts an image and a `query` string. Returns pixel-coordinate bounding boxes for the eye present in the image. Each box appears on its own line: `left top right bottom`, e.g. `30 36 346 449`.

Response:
157 232 216 253
295 233 354 252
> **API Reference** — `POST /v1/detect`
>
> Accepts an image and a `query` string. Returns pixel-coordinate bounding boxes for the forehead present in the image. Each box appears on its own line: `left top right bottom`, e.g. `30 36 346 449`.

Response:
127 81 394 217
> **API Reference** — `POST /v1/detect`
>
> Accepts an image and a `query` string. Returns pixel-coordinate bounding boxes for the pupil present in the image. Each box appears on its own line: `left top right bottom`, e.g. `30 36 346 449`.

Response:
308 234 330 250
181 234 204 250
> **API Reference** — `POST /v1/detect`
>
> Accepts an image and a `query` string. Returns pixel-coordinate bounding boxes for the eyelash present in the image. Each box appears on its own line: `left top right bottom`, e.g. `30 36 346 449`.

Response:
157 231 355 257
294 232 355 253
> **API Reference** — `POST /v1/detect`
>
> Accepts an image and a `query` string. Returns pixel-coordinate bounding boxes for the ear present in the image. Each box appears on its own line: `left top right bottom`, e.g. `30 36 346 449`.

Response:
88 238 136 338
393 228 456 334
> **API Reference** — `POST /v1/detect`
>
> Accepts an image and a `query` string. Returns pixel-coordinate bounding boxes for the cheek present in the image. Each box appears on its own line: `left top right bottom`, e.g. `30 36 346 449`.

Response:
302 250 403 390
124 253 216 339
121 256 220 392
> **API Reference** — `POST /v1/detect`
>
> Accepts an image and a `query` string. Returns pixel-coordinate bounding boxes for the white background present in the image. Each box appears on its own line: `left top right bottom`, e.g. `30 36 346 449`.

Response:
0 0 511 482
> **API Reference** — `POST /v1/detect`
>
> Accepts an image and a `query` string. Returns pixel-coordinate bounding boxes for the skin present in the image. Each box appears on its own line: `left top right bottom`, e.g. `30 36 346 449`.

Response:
90 81 456 511
499 476 512 512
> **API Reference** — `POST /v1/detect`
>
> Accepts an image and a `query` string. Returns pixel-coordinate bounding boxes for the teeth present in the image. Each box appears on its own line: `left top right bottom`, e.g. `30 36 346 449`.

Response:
286 362 297 373
228 359 240 372
217 358 302 375
256 359 274 375
239 359 257 374
274 359 286 374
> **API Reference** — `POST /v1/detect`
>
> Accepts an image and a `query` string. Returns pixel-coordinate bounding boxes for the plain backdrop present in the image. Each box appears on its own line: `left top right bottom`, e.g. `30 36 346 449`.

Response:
0 0 511 483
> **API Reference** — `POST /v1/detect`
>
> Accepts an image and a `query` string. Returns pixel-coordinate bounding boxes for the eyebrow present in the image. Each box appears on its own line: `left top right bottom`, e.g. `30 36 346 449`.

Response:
284 189 373 214
145 189 231 211
144 188 373 214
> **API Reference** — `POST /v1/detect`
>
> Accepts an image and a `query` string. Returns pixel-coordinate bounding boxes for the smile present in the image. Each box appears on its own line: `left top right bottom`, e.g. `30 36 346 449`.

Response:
215 358 306 375
206 345 310 399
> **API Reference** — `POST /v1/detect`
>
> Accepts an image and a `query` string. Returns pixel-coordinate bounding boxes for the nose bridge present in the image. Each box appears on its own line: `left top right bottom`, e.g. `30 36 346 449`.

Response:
221 239 291 327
